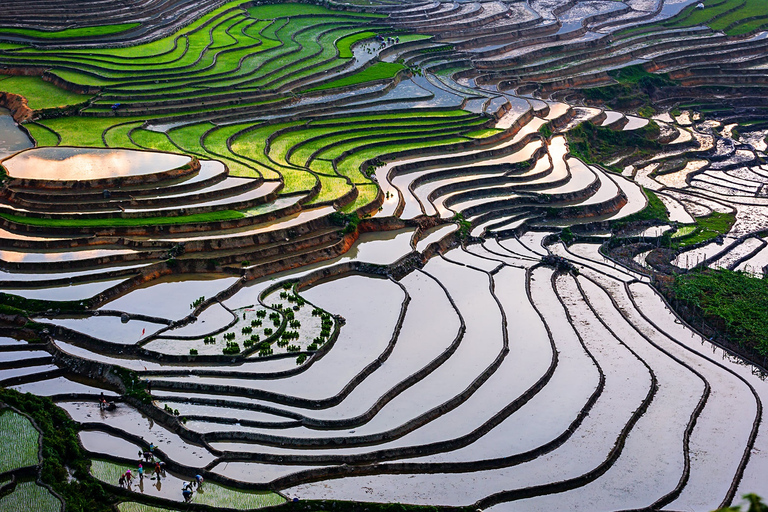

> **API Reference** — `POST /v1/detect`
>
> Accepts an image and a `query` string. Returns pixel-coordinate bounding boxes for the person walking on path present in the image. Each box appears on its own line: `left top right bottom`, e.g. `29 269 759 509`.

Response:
137 463 144 481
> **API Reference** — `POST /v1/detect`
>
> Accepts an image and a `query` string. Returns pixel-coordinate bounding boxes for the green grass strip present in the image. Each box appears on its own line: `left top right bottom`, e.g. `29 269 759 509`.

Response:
341 183 378 212
24 123 60 147
0 75 92 110
674 211 736 247
130 128 179 153
0 210 245 228
0 23 139 39
104 122 144 149
465 128 502 139
306 175 352 204
613 189 669 226
38 117 148 147
247 3 384 18
673 268 768 355
0 409 39 473
307 61 405 91
336 31 376 58
0 480 61 512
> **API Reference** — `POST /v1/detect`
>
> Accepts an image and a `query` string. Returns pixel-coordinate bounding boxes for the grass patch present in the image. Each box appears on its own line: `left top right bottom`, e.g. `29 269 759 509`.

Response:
0 23 139 39
37 117 147 147
578 64 676 111
0 409 39 472
673 268 768 355
672 225 698 238
247 4 384 18
341 183 379 213
24 123 59 147
0 75 92 110
566 120 661 172
0 480 61 512
118 504 177 512
129 128 178 153
306 175 352 205
336 31 376 58
307 61 406 91
104 122 144 149
613 188 669 226
0 291 89 315
673 212 736 247
465 128 502 139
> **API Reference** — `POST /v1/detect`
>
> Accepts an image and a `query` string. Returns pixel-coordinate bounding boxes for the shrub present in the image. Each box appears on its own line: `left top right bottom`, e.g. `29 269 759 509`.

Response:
223 342 240 355
296 354 307 365
673 269 768 356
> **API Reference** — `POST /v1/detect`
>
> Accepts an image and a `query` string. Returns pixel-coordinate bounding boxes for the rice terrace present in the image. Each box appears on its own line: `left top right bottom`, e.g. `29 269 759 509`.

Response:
2 0 768 510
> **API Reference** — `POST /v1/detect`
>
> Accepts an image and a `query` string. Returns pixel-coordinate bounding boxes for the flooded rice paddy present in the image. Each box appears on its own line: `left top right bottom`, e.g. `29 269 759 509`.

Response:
3 146 192 181
1 6 768 509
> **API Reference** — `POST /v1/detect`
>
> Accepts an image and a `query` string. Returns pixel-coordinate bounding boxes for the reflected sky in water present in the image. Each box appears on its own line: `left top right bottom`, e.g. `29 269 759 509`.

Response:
3 146 190 181
0 107 33 159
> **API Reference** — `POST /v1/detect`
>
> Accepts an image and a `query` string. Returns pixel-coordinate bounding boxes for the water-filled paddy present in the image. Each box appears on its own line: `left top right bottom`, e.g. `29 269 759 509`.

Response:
0 107 32 159
2 146 191 181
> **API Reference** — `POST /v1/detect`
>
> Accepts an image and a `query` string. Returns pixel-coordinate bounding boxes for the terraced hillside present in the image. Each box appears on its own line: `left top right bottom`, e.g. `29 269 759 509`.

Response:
0 0 768 511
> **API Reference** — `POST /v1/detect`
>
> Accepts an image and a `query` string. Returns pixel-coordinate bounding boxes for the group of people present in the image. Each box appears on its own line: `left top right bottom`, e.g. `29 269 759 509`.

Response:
182 474 204 502
115 442 206 504
374 34 400 47
118 443 166 488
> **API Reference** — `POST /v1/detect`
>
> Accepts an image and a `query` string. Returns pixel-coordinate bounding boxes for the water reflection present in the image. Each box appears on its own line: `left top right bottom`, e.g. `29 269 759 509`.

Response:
0 107 33 159
3 146 191 181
